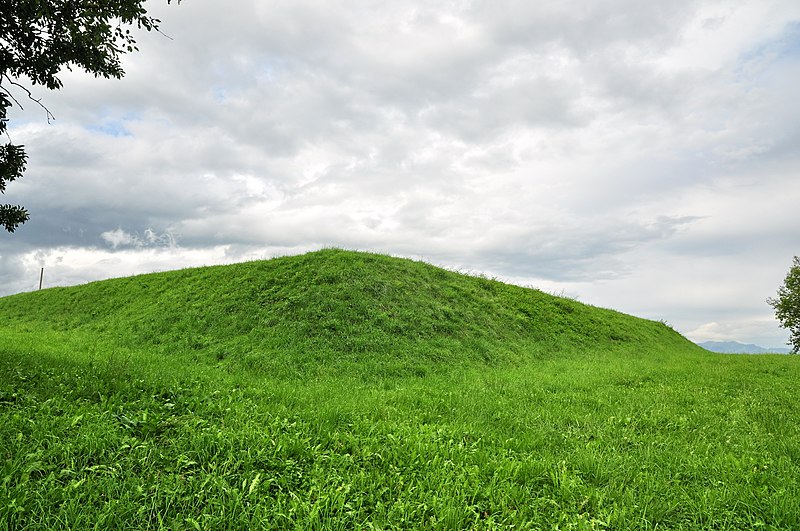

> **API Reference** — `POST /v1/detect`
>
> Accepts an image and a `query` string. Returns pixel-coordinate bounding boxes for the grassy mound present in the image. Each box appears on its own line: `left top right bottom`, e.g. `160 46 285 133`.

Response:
0 249 694 377
2 249 798 529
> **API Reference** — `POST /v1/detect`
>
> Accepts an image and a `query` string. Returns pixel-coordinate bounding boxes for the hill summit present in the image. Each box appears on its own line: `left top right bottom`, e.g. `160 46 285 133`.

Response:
0 249 697 376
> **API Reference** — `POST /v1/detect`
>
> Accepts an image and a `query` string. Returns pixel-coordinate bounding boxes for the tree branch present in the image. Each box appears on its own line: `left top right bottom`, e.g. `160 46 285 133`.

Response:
0 82 25 110
1 74 56 123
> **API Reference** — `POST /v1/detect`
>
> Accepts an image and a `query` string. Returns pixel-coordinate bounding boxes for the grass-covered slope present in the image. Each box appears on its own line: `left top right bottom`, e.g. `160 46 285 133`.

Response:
2 250 798 529
0 249 694 376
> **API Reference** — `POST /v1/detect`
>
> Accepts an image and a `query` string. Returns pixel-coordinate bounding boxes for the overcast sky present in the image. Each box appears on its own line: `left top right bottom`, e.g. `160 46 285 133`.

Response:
3 0 799 348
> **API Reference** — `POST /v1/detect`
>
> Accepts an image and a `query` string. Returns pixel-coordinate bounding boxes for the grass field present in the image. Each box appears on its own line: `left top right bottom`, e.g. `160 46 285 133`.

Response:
1 249 798 529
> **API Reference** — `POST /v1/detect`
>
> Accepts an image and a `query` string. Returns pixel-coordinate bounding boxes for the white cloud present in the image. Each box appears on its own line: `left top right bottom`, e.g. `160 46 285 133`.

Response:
100 228 176 249
101 229 136 249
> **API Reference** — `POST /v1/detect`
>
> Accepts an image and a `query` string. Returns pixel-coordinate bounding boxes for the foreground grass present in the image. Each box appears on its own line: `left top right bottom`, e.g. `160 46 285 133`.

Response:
1 326 798 530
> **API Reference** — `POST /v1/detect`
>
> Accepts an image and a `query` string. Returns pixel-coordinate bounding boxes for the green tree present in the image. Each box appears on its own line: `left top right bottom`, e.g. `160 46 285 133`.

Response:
767 256 800 353
1 0 180 233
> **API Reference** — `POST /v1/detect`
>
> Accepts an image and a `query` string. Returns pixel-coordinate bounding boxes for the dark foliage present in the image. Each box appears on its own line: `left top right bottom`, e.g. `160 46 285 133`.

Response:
768 256 800 353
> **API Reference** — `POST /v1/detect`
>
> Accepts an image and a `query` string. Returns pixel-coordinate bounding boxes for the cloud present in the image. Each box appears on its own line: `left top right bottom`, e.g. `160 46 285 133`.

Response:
100 228 176 249
2 0 798 347
100 228 135 249
686 319 788 349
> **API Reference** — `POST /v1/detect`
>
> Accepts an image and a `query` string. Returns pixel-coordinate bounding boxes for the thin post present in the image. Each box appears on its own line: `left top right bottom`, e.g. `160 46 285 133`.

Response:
39 268 44 290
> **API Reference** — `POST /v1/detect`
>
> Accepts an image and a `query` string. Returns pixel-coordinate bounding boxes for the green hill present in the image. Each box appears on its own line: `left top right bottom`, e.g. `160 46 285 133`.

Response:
1 249 798 529
0 249 695 377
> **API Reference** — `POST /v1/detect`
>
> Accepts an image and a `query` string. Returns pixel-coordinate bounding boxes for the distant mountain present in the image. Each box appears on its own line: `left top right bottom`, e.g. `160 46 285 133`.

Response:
698 341 791 354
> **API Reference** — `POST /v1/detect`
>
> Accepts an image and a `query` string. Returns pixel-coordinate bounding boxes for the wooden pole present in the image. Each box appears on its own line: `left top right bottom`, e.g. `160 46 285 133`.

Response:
39 268 44 290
